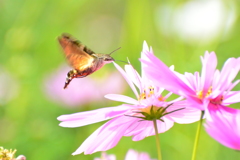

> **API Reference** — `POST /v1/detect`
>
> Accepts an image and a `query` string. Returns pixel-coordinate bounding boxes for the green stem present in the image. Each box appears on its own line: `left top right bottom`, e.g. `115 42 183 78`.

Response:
191 111 204 160
153 119 162 160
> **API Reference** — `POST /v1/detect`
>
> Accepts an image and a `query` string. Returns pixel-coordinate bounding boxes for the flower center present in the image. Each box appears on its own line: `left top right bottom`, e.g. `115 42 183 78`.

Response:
140 105 165 116
197 86 212 99
197 86 223 105
0 147 16 159
138 91 147 100
138 86 155 100
210 96 224 105
139 105 167 121
138 86 165 102
126 104 185 122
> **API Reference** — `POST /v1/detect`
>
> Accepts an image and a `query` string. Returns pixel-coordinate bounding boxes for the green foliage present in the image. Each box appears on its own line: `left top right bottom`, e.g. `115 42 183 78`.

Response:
0 0 239 159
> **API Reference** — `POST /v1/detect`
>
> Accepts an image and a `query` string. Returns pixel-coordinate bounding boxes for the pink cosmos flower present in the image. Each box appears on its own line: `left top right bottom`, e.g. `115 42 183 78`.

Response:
57 42 200 155
94 152 116 160
124 149 156 160
44 65 125 107
205 109 240 150
94 149 156 160
141 47 240 116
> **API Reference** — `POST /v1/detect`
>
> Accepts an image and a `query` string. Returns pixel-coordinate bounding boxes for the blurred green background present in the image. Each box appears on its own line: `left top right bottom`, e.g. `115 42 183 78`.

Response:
0 0 240 159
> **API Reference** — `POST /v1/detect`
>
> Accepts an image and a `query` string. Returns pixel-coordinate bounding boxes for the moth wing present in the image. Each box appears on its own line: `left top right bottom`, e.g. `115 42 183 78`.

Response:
58 33 95 70
67 54 95 71
58 33 95 56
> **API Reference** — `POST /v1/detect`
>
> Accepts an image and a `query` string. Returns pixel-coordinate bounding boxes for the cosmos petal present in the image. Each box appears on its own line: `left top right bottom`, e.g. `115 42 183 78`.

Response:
58 106 129 127
124 64 142 91
73 116 134 155
223 91 240 104
140 53 195 97
113 62 139 98
141 41 151 79
130 119 173 141
124 119 147 137
105 94 139 104
200 51 217 92
166 101 202 124
205 109 240 150
216 58 240 91
226 80 240 93
174 71 194 90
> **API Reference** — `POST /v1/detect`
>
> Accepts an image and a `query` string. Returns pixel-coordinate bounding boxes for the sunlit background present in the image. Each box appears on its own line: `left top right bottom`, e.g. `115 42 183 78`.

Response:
0 0 240 159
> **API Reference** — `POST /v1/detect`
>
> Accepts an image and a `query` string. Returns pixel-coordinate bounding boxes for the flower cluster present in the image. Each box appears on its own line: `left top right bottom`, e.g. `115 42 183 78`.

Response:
58 41 240 157
94 149 156 160
0 147 26 160
141 43 240 150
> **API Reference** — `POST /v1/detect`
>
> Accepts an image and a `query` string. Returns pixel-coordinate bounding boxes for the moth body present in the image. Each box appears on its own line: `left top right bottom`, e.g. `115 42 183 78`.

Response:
58 33 115 89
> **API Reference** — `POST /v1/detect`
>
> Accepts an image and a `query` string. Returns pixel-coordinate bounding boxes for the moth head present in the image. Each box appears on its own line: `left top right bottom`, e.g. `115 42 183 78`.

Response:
92 54 115 64
101 47 121 63
103 54 115 62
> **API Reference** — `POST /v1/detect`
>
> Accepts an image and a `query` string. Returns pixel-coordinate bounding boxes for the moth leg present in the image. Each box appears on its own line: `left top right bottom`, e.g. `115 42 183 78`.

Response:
63 69 78 89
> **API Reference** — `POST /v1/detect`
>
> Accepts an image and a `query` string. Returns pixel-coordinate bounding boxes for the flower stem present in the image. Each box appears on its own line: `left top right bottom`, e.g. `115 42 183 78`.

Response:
191 111 204 160
153 119 162 160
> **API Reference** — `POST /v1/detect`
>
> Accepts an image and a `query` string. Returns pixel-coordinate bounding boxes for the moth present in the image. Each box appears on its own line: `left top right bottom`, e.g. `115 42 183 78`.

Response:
58 33 118 89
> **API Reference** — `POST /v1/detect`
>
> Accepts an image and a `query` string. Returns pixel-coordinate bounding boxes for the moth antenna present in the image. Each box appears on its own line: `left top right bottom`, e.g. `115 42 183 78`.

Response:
109 47 121 55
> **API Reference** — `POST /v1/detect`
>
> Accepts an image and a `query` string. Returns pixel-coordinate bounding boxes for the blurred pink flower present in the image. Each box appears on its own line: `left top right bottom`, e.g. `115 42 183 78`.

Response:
44 65 125 107
205 109 240 150
16 155 26 160
141 46 240 115
94 149 156 160
124 149 156 160
57 42 200 155
94 152 116 160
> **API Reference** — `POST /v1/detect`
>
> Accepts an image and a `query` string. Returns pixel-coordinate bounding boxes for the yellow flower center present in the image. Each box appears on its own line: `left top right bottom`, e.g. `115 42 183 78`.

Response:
138 86 165 102
0 147 16 160
197 86 213 99
148 86 154 97
197 86 223 105
138 86 154 101
138 105 168 121
206 86 212 97
128 104 185 121
140 105 164 115
138 91 147 100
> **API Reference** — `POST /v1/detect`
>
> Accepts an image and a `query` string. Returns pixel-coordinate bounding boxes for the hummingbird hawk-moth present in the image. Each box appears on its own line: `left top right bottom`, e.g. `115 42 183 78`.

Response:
58 33 118 89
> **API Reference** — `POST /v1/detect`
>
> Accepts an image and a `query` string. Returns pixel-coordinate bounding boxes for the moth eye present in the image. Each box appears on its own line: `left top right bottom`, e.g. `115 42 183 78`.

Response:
105 57 114 61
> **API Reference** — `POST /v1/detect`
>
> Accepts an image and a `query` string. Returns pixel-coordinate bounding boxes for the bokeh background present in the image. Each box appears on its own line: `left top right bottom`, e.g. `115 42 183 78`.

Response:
0 0 240 159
